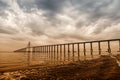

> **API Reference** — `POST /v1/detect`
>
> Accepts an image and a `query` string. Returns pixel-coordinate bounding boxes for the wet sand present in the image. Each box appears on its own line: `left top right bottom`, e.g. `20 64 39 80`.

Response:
0 55 120 80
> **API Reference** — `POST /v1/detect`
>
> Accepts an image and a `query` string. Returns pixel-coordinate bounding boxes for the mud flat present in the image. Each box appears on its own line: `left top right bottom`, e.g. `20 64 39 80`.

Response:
0 55 120 80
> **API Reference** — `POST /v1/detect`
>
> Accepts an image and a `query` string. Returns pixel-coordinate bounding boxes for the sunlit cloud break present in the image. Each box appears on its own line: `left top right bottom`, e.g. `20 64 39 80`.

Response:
0 0 120 51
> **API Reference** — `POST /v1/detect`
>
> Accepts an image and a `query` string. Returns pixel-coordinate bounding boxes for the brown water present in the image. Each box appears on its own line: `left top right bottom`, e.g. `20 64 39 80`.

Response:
0 51 119 70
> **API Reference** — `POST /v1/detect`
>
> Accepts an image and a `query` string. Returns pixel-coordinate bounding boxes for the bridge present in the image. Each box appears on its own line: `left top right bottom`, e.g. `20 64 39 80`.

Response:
14 38 120 64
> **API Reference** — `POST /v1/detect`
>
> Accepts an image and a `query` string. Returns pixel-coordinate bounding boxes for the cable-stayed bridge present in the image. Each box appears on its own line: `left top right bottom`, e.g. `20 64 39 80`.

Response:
14 39 120 64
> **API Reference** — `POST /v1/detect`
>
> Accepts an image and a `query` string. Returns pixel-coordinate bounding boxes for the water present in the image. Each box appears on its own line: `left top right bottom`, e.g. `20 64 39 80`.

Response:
0 52 48 69
0 52 27 68
0 51 119 70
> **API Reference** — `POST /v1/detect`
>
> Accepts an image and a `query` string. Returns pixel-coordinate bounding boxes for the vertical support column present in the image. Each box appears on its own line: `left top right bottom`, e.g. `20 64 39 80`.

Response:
45 46 47 53
98 42 101 55
41 46 42 53
41 46 43 53
38 47 40 52
48 46 50 61
54 45 56 63
43 46 45 53
83 43 86 57
46 46 48 59
64 44 66 62
44 46 46 61
40 47 41 53
36 47 38 52
32 47 35 52
46 46 47 60
51 45 53 63
77 43 80 61
108 41 111 54
118 40 120 52
68 44 70 61
57 45 59 62
46 46 48 53
72 44 74 62
36 47 37 52
44 46 46 53
90 42 93 57
49 45 51 53
34 47 36 52
42 46 43 53
60 45 62 63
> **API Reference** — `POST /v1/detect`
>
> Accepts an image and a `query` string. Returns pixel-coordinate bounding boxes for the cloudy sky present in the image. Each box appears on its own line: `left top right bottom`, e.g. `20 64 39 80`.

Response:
0 0 120 51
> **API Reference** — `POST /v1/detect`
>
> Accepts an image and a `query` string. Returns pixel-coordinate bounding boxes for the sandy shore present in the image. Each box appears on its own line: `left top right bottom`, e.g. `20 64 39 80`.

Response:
0 55 120 80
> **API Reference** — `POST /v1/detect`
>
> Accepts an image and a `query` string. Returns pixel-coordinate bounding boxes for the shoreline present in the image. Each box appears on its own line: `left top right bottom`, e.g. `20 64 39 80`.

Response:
0 55 120 80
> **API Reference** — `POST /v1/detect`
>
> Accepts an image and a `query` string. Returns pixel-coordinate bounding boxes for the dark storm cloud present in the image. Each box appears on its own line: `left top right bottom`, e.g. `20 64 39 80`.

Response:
69 0 120 36
17 0 66 15
0 0 120 43
71 0 113 17
14 0 120 39
0 0 8 10
0 0 9 18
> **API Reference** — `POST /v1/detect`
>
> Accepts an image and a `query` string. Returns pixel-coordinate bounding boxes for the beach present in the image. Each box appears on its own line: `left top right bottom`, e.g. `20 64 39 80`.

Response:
0 55 120 80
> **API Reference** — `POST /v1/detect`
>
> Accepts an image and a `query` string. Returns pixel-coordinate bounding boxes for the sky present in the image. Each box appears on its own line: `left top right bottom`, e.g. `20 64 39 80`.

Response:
0 0 120 51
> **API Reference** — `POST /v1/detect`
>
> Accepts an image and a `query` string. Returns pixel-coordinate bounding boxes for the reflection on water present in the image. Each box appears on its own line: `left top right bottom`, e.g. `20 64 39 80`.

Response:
0 52 28 68
0 51 119 69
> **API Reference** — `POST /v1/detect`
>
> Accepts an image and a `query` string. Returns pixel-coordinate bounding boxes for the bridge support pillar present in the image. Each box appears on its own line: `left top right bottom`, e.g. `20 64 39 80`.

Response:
118 40 120 52
107 41 111 54
60 45 62 63
90 42 93 57
56 45 59 62
83 43 86 57
72 44 74 62
68 44 70 61
64 44 66 63
77 43 80 61
98 42 101 55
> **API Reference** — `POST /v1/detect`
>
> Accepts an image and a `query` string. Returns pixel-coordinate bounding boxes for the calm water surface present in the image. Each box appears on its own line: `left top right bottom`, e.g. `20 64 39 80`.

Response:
0 52 47 69
0 51 119 69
